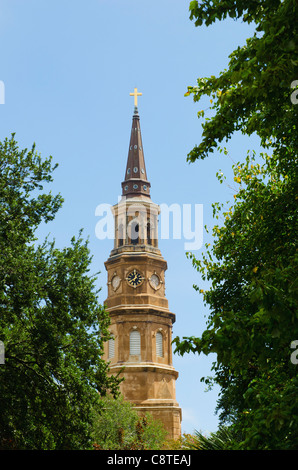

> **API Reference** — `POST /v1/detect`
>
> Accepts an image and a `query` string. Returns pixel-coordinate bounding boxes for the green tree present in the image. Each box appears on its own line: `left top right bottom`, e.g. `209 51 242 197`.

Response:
184 426 241 450
185 0 297 167
0 134 120 449
92 395 167 450
174 0 298 449
176 152 298 449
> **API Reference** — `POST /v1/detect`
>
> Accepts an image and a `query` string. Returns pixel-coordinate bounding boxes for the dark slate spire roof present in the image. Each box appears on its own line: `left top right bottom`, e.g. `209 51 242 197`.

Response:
121 105 151 198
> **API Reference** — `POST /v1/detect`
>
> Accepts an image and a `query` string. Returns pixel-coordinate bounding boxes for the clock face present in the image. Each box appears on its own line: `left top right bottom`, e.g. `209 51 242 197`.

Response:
149 273 161 290
111 275 121 291
127 269 143 288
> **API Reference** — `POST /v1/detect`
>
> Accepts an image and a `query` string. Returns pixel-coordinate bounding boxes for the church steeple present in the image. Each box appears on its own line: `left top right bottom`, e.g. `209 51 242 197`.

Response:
103 90 181 440
121 89 151 198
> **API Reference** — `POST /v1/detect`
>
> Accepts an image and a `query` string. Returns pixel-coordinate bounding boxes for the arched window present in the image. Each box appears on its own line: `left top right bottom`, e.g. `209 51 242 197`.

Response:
130 222 139 245
156 331 163 357
118 223 124 247
130 330 141 355
108 334 115 359
147 222 152 245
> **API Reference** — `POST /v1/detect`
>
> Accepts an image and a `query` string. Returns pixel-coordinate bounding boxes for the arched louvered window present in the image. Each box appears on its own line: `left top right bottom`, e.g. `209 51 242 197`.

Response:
108 334 115 359
156 331 163 357
130 330 141 355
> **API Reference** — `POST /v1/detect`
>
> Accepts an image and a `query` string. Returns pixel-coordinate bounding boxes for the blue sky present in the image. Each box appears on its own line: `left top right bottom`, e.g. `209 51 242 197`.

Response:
1 0 261 435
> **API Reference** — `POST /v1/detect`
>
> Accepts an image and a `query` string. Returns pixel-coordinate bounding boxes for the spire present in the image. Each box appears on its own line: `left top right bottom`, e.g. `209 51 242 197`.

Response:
121 89 151 198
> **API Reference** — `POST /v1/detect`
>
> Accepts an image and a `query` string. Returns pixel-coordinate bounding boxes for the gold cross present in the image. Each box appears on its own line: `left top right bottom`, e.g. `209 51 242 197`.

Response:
130 87 142 107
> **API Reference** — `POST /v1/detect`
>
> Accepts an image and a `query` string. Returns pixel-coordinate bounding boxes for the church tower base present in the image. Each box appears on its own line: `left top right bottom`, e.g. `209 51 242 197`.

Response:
109 361 182 440
134 405 182 441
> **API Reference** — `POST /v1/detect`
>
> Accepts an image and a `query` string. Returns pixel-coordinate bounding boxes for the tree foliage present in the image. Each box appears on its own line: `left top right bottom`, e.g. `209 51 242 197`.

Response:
174 0 298 449
185 426 241 450
92 395 167 450
0 134 120 449
186 0 297 166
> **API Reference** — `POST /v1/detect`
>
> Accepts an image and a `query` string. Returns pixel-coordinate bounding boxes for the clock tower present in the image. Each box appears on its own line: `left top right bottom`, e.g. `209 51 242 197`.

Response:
103 90 181 440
